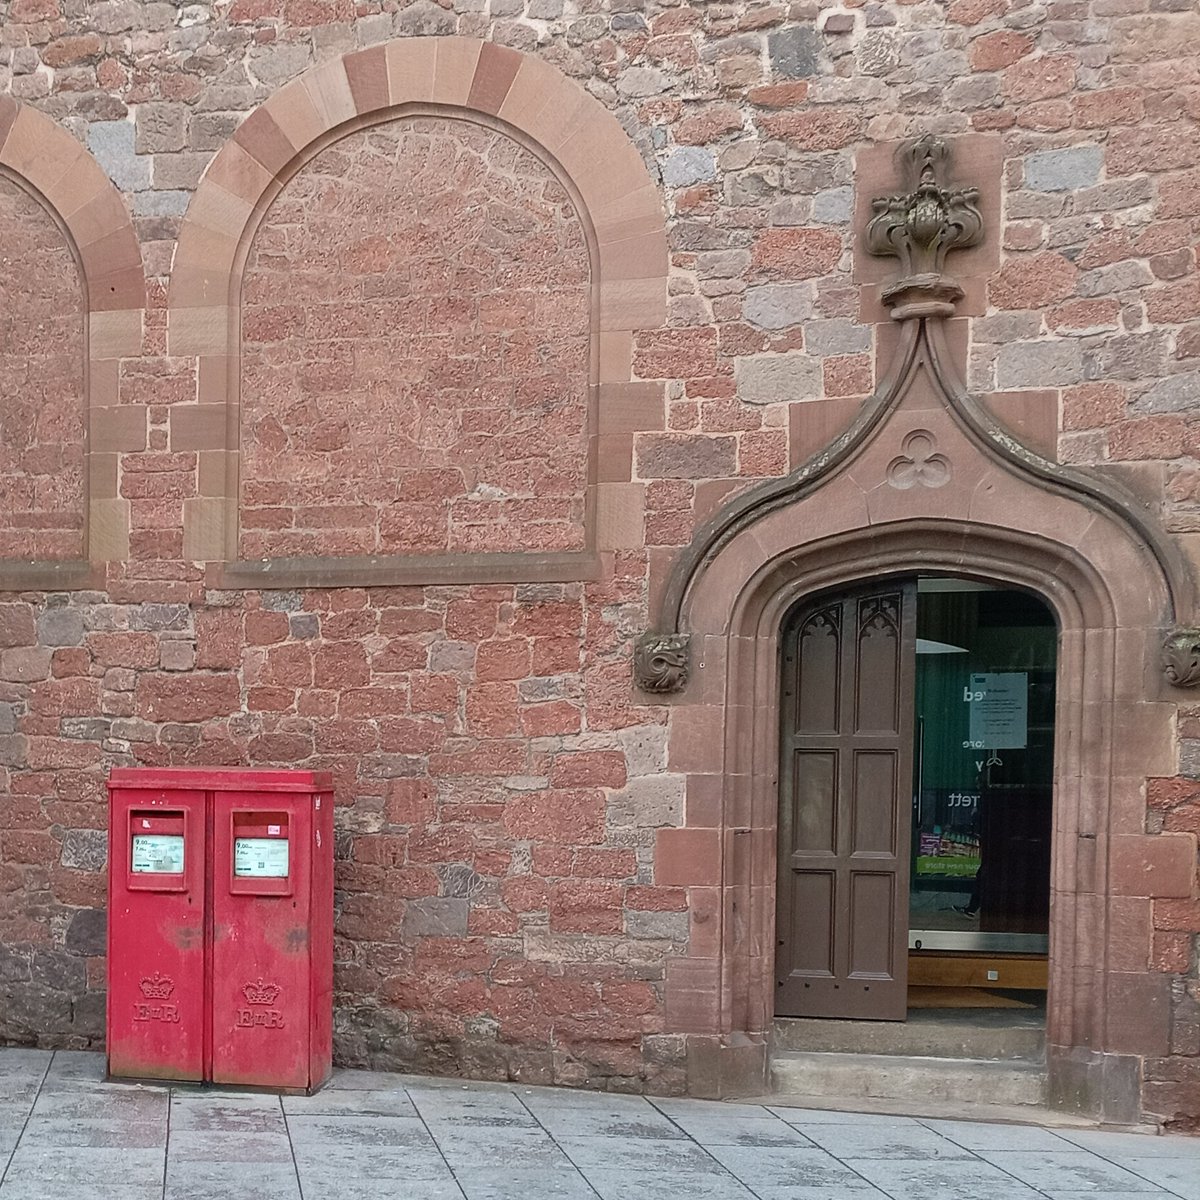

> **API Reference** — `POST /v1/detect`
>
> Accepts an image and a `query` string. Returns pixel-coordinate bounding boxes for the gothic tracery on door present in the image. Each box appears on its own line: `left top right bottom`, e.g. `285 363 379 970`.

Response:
776 583 917 1022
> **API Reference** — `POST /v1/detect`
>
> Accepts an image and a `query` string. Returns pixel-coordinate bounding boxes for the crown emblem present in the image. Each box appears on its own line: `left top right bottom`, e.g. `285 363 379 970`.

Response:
139 972 175 1000
242 978 281 1006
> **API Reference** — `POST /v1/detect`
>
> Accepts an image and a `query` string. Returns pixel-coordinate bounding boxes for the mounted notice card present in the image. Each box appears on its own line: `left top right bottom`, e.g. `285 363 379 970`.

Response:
131 835 185 874
968 672 1028 749
234 837 289 878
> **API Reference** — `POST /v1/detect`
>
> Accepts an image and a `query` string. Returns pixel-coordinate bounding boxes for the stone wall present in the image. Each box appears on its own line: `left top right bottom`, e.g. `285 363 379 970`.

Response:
240 116 591 560
0 0 1197 1116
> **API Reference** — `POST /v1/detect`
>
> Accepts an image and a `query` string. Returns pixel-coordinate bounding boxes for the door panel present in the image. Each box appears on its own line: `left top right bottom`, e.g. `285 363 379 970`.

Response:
851 751 898 855
793 750 837 855
777 582 916 1020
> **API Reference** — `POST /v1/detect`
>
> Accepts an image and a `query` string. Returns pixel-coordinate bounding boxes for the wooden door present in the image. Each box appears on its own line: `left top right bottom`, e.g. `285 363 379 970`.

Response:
776 583 917 1021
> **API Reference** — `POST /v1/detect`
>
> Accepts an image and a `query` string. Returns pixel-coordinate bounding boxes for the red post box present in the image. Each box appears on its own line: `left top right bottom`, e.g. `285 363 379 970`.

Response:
107 768 333 1093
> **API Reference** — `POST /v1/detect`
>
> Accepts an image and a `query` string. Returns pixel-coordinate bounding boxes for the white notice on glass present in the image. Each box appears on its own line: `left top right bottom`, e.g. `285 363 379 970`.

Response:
131 834 185 874
234 837 289 878
968 672 1028 749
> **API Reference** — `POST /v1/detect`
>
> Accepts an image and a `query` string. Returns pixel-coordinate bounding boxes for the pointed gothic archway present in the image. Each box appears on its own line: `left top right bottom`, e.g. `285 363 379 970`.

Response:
641 138 1197 1122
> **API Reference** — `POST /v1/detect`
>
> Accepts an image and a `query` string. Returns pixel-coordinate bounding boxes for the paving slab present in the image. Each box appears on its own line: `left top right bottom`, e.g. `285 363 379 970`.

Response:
1 1048 1199 1200
973 1147 1168 1194
846 1156 1047 1199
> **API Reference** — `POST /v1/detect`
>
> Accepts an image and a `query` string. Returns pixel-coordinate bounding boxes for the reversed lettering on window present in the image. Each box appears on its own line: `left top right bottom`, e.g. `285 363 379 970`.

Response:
234 837 289 878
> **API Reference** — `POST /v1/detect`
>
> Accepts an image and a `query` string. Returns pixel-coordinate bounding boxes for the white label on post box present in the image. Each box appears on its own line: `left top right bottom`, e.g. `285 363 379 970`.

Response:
234 837 289 878
131 834 185 874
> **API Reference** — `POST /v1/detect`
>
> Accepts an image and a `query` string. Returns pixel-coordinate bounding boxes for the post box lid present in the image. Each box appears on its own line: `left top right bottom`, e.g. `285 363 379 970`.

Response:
108 767 334 793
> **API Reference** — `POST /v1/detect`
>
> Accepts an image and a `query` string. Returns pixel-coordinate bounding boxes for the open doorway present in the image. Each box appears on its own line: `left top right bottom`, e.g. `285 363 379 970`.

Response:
775 576 1055 1024
908 578 1054 1017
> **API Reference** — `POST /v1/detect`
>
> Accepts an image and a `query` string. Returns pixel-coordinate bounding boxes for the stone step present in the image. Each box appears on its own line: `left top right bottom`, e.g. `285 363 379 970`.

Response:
771 1051 1047 1108
774 1012 1045 1061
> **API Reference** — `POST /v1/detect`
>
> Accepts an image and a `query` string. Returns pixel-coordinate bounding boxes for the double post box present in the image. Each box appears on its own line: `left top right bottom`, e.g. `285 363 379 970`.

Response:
106 767 333 1092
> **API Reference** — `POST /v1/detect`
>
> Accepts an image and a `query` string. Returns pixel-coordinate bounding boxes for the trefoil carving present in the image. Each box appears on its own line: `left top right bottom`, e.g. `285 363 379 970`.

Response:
633 633 690 694
866 134 984 321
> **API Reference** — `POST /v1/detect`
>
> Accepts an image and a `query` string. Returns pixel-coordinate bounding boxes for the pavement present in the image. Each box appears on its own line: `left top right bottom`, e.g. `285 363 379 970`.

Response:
1 1049 1199 1200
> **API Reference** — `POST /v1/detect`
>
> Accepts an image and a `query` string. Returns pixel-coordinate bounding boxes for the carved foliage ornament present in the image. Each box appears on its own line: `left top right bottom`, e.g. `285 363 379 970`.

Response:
634 633 690 694
1163 629 1200 687
866 135 984 320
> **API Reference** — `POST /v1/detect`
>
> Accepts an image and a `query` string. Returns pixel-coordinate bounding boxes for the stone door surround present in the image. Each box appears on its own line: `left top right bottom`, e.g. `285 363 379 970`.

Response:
643 137 1197 1119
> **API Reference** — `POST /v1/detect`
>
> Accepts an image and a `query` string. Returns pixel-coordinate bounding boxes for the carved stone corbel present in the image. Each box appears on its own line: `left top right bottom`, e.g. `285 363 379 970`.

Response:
1162 628 1200 687
865 134 984 320
633 632 691 694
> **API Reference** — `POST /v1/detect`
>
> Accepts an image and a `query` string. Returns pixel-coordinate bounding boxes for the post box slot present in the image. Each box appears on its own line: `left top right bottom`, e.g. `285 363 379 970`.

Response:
230 811 292 896
128 809 188 891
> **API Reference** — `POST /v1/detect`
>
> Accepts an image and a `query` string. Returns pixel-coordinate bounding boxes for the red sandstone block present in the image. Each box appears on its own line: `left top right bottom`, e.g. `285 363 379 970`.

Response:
751 226 843 280
371 640 426 675
469 908 519 936
85 633 159 670
246 686 294 714
313 641 368 688
1146 279 1200 325
50 649 89 679
378 607 443 637
504 789 606 846
1151 931 1193 973
948 0 1007 22
969 30 1035 70
1148 778 1200 810
531 637 583 674
29 678 100 718
134 673 240 723
626 885 689 912
338 688 414 721
756 109 862 151
744 81 808 109
655 828 721 887
405 830 475 868
244 610 289 646
1112 834 1197 899
531 844 573 876
320 610 377 641
0 648 52 686
501 876 549 913
1153 897 1200 931
476 639 532 682
0 605 35 649
26 737 102 771
572 848 638 879
1002 54 1075 102
1165 805 1200 836
247 732 313 762
428 739 527 778
520 702 583 737
549 752 627 789
411 675 460 714
988 252 1077 309
260 643 313 689
445 601 500 641
1106 972 1172 1057
549 880 624 934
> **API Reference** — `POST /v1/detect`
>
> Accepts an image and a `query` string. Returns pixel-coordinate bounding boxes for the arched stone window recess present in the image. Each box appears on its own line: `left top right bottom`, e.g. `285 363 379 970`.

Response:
0 99 144 589
167 39 669 587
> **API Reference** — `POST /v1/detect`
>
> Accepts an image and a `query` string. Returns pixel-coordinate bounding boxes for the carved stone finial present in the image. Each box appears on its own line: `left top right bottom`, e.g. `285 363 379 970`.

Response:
865 134 984 321
633 632 690 694
1163 628 1200 687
